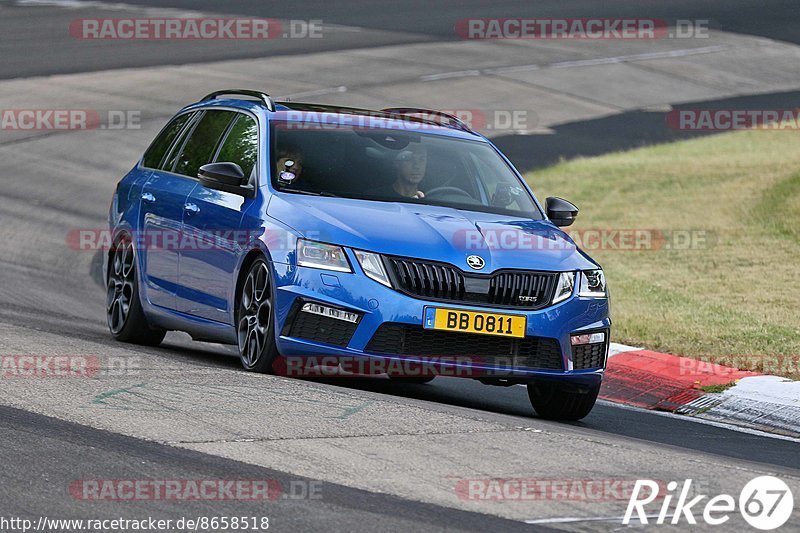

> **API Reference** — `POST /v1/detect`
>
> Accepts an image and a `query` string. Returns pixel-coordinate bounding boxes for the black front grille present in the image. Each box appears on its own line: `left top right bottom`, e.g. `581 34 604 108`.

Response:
385 257 465 300
287 310 359 347
384 256 557 310
488 271 556 307
365 323 564 371
572 342 607 369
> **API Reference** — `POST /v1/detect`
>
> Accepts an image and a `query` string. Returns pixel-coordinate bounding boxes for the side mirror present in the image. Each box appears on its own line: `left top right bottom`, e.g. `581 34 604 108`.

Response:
198 162 250 196
545 197 578 227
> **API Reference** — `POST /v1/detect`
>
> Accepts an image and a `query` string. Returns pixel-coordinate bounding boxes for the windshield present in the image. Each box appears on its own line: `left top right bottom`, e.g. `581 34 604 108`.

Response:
271 123 543 219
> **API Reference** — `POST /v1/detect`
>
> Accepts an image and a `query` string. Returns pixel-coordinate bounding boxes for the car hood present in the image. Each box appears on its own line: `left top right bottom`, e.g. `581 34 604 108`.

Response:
268 194 598 272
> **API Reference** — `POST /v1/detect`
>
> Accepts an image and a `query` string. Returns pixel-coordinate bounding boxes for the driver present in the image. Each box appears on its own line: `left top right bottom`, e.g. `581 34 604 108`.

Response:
372 143 427 199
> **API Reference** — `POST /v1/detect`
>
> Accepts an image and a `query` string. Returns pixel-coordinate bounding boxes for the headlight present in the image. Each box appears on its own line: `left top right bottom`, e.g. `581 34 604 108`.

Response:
296 239 351 272
552 272 575 304
579 269 607 298
355 250 391 287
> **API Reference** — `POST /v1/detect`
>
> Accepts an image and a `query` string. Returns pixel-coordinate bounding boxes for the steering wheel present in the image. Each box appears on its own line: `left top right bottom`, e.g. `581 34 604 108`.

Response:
424 186 478 203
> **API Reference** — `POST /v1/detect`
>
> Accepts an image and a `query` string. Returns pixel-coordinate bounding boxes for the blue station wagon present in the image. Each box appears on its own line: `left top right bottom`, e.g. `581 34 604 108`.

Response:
106 90 611 420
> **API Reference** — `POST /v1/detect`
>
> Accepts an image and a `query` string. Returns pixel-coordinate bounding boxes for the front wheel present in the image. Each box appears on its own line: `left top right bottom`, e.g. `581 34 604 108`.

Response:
237 258 279 373
106 234 166 346
527 380 600 421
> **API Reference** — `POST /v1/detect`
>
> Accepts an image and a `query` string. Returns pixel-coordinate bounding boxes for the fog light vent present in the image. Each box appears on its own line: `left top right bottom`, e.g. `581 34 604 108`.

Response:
570 332 605 346
301 303 359 323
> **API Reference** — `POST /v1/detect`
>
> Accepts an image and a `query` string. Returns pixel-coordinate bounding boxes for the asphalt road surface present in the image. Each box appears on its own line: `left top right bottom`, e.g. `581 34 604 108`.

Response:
1 0 798 78
0 405 540 532
0 1 799 531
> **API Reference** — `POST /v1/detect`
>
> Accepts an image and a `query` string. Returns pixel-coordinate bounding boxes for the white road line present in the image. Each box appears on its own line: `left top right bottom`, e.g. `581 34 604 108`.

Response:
15 0 129 7
609 342 642 357
426 44 732 81
595 399 800 443
13 0 363 34
512 382 800 442
282 85 348 99
550 45 731 69
14 0 206 17
484 64 540 75
320 24 364 34
420 70 482 82
724 375 800 408
524 513 670 525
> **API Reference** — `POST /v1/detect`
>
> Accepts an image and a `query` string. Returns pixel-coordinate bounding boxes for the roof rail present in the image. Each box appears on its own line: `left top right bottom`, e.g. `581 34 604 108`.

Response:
202 90 276 112
381 107 472 133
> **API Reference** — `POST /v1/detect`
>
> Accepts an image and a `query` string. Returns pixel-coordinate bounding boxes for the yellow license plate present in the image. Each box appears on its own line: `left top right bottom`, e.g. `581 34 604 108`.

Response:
423 307 526 338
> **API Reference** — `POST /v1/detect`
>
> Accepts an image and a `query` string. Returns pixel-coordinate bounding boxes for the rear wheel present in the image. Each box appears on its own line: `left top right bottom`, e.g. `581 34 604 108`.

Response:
237 258 279 373
527 380 600 421
106 234 166 346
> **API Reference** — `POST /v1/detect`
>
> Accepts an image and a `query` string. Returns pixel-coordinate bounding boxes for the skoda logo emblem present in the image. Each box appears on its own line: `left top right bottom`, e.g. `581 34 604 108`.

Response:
466 255 485 270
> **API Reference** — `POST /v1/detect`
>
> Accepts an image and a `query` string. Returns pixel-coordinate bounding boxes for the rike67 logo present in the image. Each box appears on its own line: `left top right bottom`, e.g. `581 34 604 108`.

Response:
624 476 794 530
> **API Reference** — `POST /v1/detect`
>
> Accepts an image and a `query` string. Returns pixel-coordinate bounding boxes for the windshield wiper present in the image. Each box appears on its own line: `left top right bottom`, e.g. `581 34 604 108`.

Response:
278 188 338 198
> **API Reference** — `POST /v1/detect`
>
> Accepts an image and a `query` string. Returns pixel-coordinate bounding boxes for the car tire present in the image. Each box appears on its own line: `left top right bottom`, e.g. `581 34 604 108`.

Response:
527 380 600 421
106 234 166 346
236 257 279 374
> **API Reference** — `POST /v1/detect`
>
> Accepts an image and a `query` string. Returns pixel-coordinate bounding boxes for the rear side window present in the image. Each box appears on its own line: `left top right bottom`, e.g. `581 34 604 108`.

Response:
173 110 236 178
215 114 259 181
163 114 198 172
142 112 193 169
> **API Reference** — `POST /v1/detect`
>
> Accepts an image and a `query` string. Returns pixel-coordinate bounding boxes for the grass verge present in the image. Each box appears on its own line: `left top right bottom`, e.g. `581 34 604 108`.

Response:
524 129 800 377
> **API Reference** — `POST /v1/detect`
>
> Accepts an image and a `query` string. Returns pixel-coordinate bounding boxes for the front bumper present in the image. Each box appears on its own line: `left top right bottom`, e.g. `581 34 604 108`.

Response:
272 262 610 382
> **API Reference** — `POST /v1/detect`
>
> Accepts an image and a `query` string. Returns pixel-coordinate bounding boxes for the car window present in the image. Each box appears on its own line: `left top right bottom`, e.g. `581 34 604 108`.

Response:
173 110 237 178
469 152 499 199
162 113 199 173
215 114 259 182
273 125 542 219
468 151 526 212
142 112 194 170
